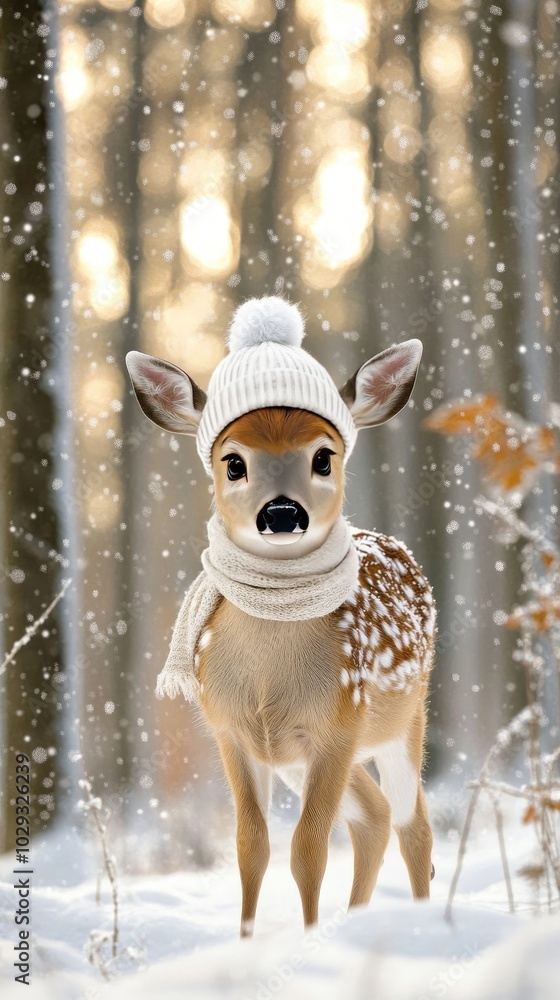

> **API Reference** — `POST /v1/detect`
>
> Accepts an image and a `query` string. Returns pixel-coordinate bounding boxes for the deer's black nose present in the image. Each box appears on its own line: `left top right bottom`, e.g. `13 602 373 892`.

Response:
256 496 309 534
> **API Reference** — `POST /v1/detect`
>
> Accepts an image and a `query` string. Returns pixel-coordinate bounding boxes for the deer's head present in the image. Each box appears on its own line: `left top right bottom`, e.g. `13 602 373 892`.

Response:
126 298 422 558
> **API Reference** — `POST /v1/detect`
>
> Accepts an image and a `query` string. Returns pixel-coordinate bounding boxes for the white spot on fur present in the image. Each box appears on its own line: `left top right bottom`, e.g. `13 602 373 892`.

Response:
339 788 365 824
374 738 418 827
198 629 212 649
249 759 272 817
426 609 436 636
378 647 394 669
276 764 305 797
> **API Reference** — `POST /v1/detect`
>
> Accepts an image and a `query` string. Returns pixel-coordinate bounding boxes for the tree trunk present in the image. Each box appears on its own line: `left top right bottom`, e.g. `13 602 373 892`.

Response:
0 2 65 850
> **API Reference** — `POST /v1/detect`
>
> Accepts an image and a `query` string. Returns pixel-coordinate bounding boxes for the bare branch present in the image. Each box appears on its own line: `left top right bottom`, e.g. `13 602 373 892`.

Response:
0 577 72 677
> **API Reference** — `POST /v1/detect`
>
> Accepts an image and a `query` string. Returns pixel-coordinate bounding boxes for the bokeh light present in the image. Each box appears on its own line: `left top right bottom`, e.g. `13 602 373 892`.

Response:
180 197 239 276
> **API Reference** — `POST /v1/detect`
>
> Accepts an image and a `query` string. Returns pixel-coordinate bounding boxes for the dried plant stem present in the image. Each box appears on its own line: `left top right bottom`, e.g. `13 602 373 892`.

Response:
474 497 555 562
88 788 119 960
444 783 481 923
77 724 119 961
0 577 72 676
471 778 560 801
493 797 514 913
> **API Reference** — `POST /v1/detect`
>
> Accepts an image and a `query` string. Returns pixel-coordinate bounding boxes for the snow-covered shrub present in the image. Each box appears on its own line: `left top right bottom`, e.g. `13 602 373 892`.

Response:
426 395 560 913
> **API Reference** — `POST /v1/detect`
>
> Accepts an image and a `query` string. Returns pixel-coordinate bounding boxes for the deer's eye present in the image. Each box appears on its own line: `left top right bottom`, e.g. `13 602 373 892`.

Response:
312 448 334 476
223 454 247 481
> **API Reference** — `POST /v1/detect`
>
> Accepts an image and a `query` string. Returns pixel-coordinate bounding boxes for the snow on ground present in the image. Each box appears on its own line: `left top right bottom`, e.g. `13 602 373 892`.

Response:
1 792 559 1000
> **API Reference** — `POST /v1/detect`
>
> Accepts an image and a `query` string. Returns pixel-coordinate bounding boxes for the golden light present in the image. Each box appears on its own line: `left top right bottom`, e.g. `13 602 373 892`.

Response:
295 148 372 286
144 0 188 29
445 183 476 209
384 125 423 164
151 284 230 377
306 43 369 98
380 94 420 131
298 0 369 48
178 149 230 197
319 0 369 47
87 478 122 532
212 0 276 31
430 0 464 9
78 370 125 418
75 221 129 321
100 0 136 10
421 33 470 93
90 271 130 322
57 30 90 112
77 233 119 273
180 197 239 276
237 141 273 188
378 55 415 94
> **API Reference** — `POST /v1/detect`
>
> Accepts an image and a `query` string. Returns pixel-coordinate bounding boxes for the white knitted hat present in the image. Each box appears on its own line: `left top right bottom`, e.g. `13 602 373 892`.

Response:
196 297 357 474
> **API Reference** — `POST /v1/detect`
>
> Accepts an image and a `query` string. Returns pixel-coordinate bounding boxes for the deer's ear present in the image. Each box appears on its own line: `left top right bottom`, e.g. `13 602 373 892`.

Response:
125 351 206 435
339 340 422 429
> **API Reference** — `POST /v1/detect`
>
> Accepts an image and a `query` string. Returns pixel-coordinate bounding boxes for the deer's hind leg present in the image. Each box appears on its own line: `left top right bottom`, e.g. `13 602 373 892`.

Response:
374 701 433 899
216 733 272 937
341 764 392 909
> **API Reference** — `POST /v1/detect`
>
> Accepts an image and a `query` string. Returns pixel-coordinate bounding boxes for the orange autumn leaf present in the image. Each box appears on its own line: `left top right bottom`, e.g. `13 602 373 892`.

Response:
423 394 501 435
521 799 560 823
506 598 560 633
522 804 537 824
424 395 560 499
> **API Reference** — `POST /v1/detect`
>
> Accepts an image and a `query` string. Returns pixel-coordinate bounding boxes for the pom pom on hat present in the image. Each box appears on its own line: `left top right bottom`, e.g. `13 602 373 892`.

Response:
196 295 358 474
227 296 305 352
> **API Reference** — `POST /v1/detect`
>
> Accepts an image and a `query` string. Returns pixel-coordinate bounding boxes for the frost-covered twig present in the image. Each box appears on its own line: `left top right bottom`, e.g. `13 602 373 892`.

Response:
444 783 482 923
0 577 72 677
493 797 515 913
78 774 119 966
76 725 120 975
445 512 560 919
430 401 560 919
74 730 144 978
474 495 558 561
469 779 560 801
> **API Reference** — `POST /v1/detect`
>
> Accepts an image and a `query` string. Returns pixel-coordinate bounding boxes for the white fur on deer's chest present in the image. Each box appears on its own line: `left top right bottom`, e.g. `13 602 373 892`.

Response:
197 600 344 761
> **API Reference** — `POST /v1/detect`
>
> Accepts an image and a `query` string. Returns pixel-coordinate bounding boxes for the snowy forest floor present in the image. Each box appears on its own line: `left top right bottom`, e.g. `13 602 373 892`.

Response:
1 789 559 1000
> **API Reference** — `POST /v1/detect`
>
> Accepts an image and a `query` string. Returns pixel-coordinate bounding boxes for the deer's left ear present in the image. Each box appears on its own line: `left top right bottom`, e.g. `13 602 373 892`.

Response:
338 339 423 428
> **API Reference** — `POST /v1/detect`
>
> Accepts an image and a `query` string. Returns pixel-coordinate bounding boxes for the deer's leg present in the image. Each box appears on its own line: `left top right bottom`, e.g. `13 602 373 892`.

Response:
341 764 392 909
216 733 272 937
394 784 433 899
290 745 355 928
374 704 433 900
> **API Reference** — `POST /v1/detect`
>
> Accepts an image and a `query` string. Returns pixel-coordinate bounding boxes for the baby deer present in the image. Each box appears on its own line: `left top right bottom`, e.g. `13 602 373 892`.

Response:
126 297 435 936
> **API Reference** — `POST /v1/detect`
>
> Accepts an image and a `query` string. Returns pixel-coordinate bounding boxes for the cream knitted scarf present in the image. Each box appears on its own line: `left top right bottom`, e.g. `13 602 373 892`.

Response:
155 512 360 702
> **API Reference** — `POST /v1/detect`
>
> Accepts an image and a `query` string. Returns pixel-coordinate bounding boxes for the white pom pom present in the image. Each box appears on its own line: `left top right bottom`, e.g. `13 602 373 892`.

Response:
227 297 305 352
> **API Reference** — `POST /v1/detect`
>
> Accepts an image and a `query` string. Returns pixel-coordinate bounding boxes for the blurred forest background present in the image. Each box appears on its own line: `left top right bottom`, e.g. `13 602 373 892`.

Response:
1 0 559 868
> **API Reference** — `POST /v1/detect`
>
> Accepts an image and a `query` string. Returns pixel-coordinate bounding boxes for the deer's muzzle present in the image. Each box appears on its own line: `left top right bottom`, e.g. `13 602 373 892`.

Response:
256 496 310 534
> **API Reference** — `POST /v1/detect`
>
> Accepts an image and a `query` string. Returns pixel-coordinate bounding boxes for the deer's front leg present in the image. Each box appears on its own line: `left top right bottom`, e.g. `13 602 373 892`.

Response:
216 733 271 938
290 743 355 928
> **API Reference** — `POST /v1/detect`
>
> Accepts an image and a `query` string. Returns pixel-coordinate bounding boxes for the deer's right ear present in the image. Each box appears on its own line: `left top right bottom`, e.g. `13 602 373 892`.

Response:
125 351 206 435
